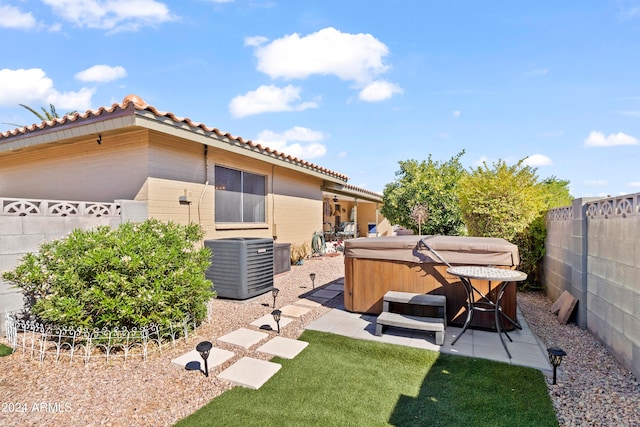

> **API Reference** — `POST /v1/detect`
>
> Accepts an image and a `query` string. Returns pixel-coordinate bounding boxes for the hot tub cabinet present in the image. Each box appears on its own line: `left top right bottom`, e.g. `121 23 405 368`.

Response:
344 235 521 331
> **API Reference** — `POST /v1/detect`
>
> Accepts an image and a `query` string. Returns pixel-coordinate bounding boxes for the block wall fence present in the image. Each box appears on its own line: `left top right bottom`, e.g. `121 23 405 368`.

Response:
544 193 640 380
0 198 148 335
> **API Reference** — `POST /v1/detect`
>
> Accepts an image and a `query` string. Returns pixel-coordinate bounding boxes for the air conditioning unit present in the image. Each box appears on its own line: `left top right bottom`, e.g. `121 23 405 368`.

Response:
204 237 274 299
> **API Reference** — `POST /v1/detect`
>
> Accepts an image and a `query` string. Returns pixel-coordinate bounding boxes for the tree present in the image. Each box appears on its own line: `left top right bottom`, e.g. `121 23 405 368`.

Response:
457 159 546 241
3 103 77 128
540 176 573 208
381 151 466 236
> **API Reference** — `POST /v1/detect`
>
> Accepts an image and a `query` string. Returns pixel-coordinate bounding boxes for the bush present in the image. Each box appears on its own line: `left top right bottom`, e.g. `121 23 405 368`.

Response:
2 219 214 331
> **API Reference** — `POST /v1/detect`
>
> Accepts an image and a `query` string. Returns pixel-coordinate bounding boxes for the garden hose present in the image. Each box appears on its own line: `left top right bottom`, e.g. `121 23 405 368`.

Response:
311 232 326 254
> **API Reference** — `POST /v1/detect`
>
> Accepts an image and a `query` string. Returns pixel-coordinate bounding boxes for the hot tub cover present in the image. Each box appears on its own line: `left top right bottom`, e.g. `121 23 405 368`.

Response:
344 235 519 266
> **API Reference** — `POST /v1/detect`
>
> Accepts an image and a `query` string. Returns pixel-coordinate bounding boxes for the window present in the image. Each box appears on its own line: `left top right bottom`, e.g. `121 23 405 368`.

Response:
215 165 266 223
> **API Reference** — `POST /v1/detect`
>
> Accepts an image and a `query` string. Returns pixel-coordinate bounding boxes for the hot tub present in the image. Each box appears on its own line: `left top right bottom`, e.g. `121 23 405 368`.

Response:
344 235 521 331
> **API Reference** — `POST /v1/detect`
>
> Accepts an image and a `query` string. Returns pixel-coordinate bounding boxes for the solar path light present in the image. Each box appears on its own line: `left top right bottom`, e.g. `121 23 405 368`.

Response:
271 310 282 334
196 341 213 377
547 346 567 385
310 273 316 289
272 287 280 308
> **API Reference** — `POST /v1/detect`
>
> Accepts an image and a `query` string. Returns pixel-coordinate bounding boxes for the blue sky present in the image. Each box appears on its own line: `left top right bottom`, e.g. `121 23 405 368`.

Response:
1 0 640 198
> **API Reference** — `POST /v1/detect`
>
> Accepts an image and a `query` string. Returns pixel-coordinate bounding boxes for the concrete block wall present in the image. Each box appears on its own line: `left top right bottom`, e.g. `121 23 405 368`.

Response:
0 198 148 335
544 193 640 381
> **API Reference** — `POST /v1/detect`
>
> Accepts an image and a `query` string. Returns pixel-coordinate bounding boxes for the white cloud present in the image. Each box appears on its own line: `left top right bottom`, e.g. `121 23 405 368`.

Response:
628 181 640 187
0 68 95 114
525 68 549 77
358 80 403 102
452 110 461 119
0 4 37 29
244 36 268 47
251 27 392 84
41 0 175 32
474 155 490 166
75 65 127 82
584 130 639 147
523 154 553 166
254 126 327 159
229 84 317 118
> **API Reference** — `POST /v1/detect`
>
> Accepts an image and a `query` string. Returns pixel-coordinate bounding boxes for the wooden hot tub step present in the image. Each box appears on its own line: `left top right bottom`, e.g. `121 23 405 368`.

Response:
375 312 445 345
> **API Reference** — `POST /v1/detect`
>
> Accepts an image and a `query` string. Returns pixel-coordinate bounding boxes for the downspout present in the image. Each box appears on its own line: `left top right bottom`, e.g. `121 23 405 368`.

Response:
271 164 276 240
197 145 209 226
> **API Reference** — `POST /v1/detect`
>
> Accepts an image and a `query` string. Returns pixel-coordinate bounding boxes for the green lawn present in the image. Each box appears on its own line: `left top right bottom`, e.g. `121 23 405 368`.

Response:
0 343 13 357
175 330 557 427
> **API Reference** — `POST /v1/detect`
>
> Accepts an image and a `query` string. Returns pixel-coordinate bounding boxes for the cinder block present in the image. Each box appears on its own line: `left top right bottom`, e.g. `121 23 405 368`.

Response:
0 253 25 272
0 217 23 235
624 313 640 345
0 235 46 255
22 217 66 235
611 329 633 368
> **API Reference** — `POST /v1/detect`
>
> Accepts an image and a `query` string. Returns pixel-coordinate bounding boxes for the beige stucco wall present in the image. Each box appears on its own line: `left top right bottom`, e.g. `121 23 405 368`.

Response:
0 130 149 202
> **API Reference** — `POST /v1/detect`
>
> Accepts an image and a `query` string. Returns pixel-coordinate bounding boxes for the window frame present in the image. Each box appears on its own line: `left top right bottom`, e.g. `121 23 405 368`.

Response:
214 165 267 225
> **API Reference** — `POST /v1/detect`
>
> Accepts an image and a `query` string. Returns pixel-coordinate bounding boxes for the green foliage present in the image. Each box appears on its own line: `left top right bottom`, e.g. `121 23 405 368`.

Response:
457 159 546 241
2 220 214 331
0 343 13 357
381 151 467 235
541 176 573 208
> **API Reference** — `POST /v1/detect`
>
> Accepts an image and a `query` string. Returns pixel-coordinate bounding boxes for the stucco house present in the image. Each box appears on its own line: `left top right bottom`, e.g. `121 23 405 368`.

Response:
0 94 389 245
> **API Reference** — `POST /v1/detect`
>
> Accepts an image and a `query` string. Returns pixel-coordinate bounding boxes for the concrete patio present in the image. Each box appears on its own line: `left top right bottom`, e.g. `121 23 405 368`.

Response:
306 292 552 372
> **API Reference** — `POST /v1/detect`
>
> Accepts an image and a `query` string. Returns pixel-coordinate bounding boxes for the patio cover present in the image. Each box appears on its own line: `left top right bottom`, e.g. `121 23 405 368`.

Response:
344 235 519 266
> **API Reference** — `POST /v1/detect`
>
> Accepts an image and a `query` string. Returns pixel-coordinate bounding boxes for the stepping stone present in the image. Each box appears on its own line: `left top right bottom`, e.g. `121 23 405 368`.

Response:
311 289 341 300
280 304 310 318
296 298 322 308
250 314 294 331
217 328 268 349
171 348 235 370
326 283 344 291
256 336 309 359
217 357 281 389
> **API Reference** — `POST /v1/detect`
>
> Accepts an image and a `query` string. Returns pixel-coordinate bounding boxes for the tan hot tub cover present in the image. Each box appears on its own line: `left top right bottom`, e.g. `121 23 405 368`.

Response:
344 235 519 266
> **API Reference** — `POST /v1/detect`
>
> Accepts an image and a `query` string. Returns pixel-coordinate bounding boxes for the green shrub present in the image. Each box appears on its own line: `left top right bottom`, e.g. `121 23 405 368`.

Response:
2 220 214 332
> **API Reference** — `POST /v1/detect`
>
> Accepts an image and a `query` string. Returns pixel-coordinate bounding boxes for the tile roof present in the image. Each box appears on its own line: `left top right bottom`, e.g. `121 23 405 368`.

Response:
0 94 349 182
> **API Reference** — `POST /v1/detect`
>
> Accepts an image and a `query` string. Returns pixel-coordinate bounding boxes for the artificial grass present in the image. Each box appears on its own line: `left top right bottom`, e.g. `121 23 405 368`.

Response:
0 343 13 357
175 330 557 427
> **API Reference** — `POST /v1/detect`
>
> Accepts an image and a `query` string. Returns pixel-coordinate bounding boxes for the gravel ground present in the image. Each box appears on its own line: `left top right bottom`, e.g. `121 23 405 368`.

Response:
1 254 638 426
518 291 640 427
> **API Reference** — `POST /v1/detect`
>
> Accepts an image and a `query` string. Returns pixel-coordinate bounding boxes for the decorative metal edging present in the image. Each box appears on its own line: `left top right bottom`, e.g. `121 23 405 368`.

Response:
4 311 200 366
1 197 120 217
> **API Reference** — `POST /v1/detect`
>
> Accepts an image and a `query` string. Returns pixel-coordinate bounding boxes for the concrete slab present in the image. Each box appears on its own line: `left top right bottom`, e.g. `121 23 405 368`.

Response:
295 298 322 308
217 328 269 349
250 314 294 331
256 336 309 359
311 289 341 300
171 348 235 370
279 304 310 318
305 307 551 371
217 357 282 389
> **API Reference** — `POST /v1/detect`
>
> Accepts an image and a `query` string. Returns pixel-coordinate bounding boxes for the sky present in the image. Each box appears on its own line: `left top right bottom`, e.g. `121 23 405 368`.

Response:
1 0 640 198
